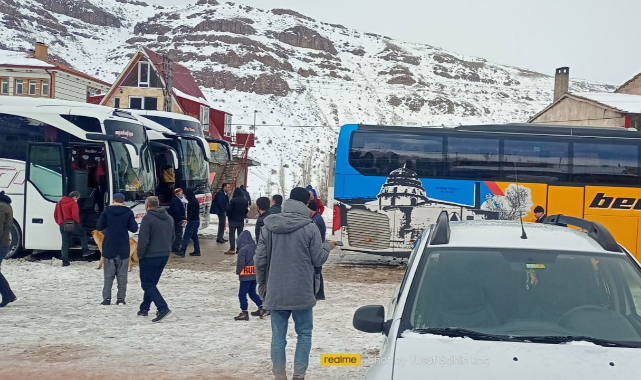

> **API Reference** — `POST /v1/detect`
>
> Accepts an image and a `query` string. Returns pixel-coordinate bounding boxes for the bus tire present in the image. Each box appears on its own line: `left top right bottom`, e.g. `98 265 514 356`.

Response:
5 220 23 259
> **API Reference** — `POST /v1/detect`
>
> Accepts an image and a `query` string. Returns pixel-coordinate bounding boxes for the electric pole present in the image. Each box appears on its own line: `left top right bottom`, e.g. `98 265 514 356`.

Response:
162 54 173 112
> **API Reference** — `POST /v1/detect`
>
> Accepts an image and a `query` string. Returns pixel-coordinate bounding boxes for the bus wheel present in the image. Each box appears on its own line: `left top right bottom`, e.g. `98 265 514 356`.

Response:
6 221 23 259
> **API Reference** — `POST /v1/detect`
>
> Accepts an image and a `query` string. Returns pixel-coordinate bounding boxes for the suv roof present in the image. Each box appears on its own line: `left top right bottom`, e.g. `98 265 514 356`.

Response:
427 212 623 255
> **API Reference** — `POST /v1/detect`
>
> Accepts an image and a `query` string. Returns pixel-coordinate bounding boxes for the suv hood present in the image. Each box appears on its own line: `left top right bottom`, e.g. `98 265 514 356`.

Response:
391 334 640 378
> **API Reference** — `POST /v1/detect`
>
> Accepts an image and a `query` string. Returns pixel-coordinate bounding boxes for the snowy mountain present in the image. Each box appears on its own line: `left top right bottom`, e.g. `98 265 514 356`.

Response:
0 0 615 195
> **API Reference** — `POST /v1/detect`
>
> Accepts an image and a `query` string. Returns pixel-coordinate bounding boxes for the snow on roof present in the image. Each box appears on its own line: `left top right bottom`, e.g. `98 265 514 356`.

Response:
0 49 55 67
173 87 209 106
572 92 641 114
446 221 610 253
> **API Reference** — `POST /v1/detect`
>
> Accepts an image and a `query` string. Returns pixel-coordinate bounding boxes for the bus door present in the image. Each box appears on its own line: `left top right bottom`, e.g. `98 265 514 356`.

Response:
69 144 108 231
24 143 66 250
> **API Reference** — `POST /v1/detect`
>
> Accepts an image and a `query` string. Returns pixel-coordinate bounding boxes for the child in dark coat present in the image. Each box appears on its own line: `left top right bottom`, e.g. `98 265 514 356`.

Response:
235 230 269 320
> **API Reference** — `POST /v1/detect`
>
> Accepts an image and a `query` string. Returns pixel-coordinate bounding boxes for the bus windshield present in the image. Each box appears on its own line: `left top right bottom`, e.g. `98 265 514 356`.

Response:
180 138 209 191
110 142 155 202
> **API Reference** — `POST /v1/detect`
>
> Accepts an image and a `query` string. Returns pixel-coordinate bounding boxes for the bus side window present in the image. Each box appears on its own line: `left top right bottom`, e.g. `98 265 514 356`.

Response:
573 142 639 186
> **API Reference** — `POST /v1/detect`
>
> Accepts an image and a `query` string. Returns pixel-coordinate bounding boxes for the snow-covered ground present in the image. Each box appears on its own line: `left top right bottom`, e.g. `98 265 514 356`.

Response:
0 256 402 379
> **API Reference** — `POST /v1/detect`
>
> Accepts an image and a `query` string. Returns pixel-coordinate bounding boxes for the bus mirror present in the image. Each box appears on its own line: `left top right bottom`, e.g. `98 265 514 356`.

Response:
126 144 140 169
196 137 212 161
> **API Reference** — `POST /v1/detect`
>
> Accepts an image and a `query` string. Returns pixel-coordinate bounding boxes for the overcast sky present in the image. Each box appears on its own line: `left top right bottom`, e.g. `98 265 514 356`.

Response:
144 0 639 85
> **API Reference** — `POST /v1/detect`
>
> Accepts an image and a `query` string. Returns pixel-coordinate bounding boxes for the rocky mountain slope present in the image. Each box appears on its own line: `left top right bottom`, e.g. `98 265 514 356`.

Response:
0 0 615 194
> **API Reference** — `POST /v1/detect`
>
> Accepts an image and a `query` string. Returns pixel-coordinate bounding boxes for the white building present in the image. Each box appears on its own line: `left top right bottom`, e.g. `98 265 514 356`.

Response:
0 42 110 102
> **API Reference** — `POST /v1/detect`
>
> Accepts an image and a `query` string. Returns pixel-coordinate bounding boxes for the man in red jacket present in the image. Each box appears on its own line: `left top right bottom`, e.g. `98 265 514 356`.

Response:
54 191 91 267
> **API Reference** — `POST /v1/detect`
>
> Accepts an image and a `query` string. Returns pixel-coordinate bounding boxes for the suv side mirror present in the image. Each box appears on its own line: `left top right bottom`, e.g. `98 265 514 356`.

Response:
353 305 388 334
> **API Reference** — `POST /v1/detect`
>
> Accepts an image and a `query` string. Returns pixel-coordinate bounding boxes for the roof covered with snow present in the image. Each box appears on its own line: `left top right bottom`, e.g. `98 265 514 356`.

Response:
445 221 611 253
0 49 55 67
572 92 641 114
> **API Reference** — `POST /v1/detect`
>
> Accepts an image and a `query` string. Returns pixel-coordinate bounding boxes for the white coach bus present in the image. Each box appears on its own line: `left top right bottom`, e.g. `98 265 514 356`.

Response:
129 110 229 229
0 98 155 258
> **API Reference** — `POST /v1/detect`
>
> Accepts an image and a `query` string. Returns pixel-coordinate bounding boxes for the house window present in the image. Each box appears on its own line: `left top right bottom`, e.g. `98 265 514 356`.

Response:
200 105 210 131
129 96 143 109
144 97 158 110
29 80 37 96
15 79 23 95
129 96 157 110
138 62 150 88
0 78 8 94
114 97 121 108
41 79 49 97
224 114 232 136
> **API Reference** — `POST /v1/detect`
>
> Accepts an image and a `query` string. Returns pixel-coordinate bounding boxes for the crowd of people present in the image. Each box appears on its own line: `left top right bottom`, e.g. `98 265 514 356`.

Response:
0 182 335 379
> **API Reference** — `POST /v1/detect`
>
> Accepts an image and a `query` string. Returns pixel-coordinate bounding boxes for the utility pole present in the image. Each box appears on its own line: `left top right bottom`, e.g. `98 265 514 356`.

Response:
162 54 173 112
253 110 257 135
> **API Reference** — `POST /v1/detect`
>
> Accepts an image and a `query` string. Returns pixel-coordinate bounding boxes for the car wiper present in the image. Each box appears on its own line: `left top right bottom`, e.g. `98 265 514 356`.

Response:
413 327 516 342
518 335 641 348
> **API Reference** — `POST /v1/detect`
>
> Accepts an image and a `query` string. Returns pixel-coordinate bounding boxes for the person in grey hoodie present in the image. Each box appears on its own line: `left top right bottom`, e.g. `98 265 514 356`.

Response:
255 187 335 380
234 230 268 321
136 196 174 323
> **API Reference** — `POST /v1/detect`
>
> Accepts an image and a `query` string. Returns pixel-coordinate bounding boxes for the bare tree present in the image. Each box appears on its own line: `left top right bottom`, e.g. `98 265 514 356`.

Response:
300 153 313 188
265 172 273 197
278 156 287 195
316 153 330 203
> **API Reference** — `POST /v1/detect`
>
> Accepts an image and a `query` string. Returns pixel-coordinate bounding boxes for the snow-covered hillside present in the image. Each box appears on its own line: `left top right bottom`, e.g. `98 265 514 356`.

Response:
0 0 615 195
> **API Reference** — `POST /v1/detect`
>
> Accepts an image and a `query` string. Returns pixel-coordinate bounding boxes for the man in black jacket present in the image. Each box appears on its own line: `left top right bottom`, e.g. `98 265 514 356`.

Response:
226 188 248 254
269 194 283 214
211 183 230 243
168 188 186 254
255 196 271 243
178 189 201 257
0 191 17 308
137 196 174 322
96 193 138 305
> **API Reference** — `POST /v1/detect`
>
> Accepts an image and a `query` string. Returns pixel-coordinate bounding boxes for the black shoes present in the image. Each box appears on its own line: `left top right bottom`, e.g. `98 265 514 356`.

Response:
117 298 126 305
173 252 185 258
189 252 201 256
62 260 70 267
137 309 148 317
0 295 17 307
250 307 270 318
234 311 249 321
152 309 172 322
101 299 111 305
216 239 225 243
82 250 95 257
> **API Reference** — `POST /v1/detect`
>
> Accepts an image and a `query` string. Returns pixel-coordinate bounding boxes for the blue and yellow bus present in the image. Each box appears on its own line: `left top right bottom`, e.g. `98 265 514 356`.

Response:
332 123 641 258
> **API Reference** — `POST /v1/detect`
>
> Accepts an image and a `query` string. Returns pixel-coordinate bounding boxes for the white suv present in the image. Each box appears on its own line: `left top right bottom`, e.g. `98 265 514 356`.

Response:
354 212 641 379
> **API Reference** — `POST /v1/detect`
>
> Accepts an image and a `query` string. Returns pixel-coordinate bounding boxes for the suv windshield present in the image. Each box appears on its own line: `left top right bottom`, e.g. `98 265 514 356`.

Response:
406 248 641 346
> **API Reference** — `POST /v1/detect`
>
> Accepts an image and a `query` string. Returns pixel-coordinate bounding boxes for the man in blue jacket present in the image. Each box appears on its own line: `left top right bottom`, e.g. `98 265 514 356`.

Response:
210 183 230 243
96 193 138 306
168 188 186 254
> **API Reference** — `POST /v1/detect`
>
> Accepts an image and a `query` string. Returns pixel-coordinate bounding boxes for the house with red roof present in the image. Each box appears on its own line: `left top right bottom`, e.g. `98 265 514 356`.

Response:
0 42 110 101
99 46 254 189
